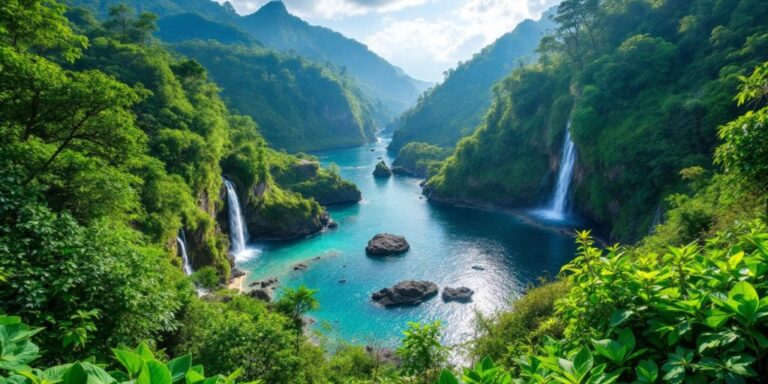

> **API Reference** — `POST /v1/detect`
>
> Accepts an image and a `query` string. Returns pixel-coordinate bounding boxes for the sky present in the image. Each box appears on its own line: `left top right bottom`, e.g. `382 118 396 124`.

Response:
216 0 561 82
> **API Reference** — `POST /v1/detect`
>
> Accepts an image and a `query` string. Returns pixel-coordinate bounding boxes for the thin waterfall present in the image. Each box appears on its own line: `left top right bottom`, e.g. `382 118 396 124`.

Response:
176 232 193 276
542 122 577 220
223 179 254 262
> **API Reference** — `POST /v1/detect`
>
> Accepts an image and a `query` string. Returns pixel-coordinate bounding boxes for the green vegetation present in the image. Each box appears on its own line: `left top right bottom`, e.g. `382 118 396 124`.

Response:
0 315 254 384
393 142 452 178
389 11 553 152
4 0 768 383
438 53 768 383
427 0 768 242
236 1 428 117
173 41 378 152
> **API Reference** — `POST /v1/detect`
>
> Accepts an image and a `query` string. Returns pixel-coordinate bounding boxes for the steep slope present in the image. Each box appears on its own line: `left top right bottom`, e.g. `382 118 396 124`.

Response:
156 13 254 44
389 10 554 152
69 0 239 22
174 41 377 152
427 0 768 242
236 1 429 117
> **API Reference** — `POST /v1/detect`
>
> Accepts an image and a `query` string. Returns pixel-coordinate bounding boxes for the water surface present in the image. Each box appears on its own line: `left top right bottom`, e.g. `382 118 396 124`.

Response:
237 139 579 348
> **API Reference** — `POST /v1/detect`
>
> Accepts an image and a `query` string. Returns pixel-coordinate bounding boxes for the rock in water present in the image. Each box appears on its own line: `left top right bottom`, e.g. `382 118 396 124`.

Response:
366 233 410 256
248 288 273 302
372 161 392 178
442 287 475 303
372 280 438 307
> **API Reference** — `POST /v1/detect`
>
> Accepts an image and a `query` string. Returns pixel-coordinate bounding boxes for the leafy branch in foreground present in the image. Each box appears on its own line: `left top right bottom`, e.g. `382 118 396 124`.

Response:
0 314 259 384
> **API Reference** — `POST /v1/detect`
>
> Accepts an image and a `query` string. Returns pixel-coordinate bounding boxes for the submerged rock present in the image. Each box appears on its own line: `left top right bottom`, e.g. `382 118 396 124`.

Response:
293 263 309 271
372 280 438 307
372 161 392 178
442 287 475 303
248 288 273 302
366 233 410 256
471 265 486 271
327 220 339 229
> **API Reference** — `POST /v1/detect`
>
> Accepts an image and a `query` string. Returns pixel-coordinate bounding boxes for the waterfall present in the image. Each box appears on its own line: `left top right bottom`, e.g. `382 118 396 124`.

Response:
176 232 193 276
541 122 577 220
223 179 255 262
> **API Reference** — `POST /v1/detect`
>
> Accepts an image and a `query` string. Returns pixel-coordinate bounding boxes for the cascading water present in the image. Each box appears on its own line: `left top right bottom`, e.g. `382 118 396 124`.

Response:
540 122 577 220
223 179 256 262
176 232 193 276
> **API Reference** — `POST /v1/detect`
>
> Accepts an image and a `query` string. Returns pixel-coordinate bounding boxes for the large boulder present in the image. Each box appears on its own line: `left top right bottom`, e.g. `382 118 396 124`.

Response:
372 280 438 307
372 161 392 178
442 287 475 303
366 233 410 256
248 288 273 302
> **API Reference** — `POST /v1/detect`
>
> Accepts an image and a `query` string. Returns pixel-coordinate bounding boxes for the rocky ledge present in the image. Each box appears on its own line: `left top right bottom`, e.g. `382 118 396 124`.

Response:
372 280 438 307
247 278 279 302
442 286 475 303
372 161 392 178
366 233 410 256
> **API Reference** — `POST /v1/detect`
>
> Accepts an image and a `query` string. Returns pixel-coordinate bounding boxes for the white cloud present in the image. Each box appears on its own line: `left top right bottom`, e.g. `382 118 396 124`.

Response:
219 0 428 18
364 0 560 82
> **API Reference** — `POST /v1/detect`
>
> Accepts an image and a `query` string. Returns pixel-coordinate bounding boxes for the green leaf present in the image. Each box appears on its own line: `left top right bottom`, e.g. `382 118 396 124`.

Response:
134 343 155 360
146 360 172 384
112 349 144 377
438 369 460 384
573 347 594 378
705 308 732 329
609 309 633 328
62 363 88 384
166 355 192 383
635 360 658 383
728 281 759 319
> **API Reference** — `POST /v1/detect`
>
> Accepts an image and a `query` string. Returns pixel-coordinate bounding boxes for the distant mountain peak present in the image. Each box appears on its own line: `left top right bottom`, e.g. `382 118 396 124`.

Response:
258 1 289 15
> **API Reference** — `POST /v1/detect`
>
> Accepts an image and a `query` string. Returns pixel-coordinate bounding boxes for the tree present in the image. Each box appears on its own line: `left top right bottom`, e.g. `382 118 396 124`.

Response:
275 285 320 355
397 321 449 384
0 0 87 62
716 61 768 215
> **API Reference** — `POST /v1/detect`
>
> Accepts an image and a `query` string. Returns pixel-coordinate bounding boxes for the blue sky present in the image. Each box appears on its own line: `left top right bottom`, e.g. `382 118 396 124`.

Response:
217 0 560 82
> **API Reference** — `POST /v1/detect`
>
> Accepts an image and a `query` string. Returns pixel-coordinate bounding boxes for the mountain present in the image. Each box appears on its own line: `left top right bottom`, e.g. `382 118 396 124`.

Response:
156 13 254 44
236 1 429 118
67 0 239 22
173 41 378 152
426 0 768 242
388 9 554 153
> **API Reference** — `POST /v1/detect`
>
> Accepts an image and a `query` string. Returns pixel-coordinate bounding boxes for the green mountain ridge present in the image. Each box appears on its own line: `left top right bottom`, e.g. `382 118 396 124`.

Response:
236 1 430 118
426 0 768 242
389 9 555 152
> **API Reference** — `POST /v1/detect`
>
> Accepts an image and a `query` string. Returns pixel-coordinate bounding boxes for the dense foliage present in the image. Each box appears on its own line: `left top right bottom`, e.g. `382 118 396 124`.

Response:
427 0 768 241
172 40 379 152
0 314 256 384
392 142 453 178
389 12 553 152
69 0 427 120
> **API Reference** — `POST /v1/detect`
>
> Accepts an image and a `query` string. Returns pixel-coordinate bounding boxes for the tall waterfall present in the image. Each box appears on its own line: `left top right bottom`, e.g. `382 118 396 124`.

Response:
223 179 254 262
543 123 577 220
176 232 193 276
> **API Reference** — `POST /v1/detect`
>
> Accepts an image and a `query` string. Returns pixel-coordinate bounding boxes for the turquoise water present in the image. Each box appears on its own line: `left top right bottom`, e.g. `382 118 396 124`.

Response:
236 139 578 348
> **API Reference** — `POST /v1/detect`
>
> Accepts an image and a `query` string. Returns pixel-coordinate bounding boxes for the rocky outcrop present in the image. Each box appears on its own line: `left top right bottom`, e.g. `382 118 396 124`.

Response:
248 288 273 302
247 278 279 302
244 183 331 240
442 287 475 303
366 233 410 256
308 182 362 206
373 161 392 178
372 280 438 307
391 166 420 177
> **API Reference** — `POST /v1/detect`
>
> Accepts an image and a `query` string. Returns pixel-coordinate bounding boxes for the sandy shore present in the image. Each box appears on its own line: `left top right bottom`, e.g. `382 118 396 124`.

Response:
228 273 246 292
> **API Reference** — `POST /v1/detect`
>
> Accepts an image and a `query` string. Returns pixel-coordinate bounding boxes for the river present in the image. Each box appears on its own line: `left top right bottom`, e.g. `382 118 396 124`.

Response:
236 138 579 349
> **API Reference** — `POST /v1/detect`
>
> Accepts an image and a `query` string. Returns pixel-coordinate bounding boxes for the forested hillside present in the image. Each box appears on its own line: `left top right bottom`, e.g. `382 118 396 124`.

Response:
155 13 254 45
173 41 378 152
427 0 768 242
388 9 554 153
237 1 430 117
69 0 428 121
